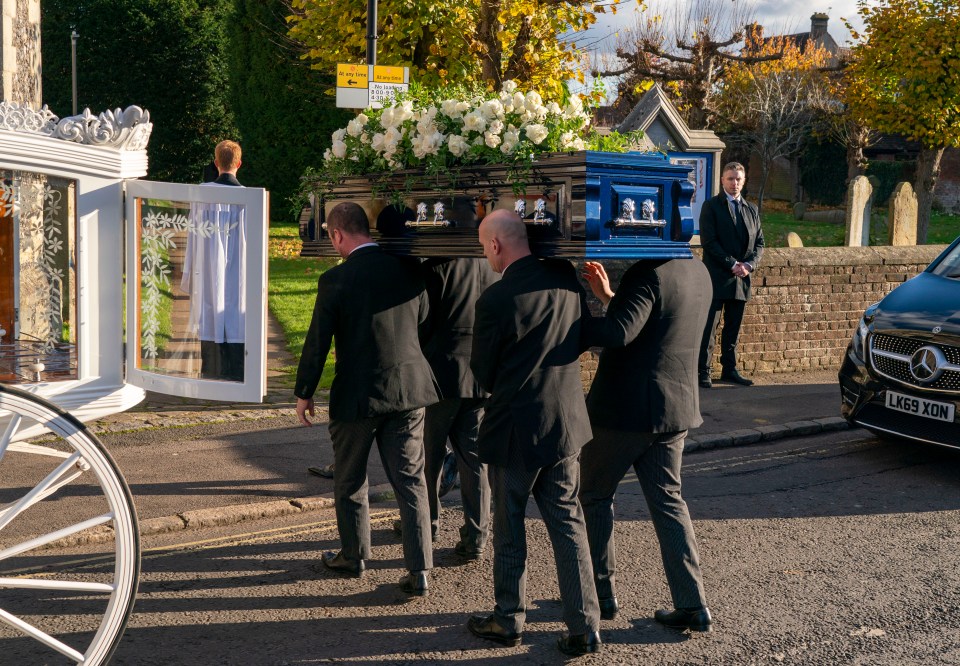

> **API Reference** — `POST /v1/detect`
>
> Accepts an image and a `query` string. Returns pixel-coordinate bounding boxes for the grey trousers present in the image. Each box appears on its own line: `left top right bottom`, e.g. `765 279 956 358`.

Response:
580 428 707 609
490 443 600 635
423 397 490 549
328 409 432 573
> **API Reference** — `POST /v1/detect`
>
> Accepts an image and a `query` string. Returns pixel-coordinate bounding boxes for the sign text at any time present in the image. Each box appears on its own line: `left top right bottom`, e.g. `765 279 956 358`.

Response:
335 64 409 110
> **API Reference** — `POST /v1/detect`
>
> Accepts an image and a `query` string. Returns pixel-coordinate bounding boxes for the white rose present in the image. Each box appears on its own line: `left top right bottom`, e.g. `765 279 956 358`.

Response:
384 127 403 144
356 112 369 126
371 132 386 152
524 91 543 109
500 138 517 155
441 99 461 118
484 131 502 148
570 137 587 151
488 119 504 135
332 128 347 142
481 99 504 120
512 92 526 112
504 127 521 145
456 101 472 114
501 80 518 94
462 110 487 133
380 107 399 129
447 134 469 157
533 104 548 121
563 96 584 119
360 132 370 144
346 118 364 137
499 92 515 114
323 148 333 161
398 100 415 122
524 123 548 145
546 102 562 116
560 131 575 148
520 109 536 124
331 139 348 159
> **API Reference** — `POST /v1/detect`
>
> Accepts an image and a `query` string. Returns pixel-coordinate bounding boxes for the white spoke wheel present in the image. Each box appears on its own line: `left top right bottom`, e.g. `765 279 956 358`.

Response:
0 384 140 665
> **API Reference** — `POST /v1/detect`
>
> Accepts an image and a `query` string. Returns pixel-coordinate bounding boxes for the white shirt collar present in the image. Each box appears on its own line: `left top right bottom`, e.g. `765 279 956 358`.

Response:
349 242 378 255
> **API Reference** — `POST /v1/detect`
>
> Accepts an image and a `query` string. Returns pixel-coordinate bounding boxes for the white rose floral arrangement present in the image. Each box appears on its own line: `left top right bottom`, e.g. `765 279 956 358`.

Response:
304 81 643 200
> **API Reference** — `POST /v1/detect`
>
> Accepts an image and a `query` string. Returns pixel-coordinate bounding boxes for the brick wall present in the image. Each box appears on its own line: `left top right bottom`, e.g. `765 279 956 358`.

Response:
579 245 947 384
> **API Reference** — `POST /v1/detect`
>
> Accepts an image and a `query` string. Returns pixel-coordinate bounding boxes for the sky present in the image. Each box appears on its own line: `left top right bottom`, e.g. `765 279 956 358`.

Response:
571 0 866 99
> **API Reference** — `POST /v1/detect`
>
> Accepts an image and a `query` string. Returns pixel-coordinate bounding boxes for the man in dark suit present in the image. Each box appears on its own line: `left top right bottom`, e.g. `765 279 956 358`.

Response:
698 161 765 388
466 210 601 657
294 202 437 596
417 257 498 557
580 257 713 632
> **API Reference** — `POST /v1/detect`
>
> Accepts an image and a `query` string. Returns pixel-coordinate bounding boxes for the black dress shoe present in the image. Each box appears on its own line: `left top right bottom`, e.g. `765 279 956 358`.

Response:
307 463 335 479
599 596 619 620
321 550 364 577
393 519 438 541
654 606 713 632
557 631 601 656
699 375 712 389
467 614 521 647
398 570 429 596
454 540 483 560
720 369 753 386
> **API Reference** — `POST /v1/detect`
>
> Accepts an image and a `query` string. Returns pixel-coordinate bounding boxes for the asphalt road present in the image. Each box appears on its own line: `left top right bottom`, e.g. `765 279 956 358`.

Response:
3 429 960 665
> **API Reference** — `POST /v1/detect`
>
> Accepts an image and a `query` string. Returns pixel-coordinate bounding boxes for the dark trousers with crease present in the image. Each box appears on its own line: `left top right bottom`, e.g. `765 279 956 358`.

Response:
490 442 599 635
580 428 707 609
699 297 746 375
328 409 432 573
423 397 490 549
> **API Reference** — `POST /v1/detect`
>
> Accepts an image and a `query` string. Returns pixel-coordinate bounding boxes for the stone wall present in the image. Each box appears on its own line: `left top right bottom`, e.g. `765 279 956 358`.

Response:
579 245 948 383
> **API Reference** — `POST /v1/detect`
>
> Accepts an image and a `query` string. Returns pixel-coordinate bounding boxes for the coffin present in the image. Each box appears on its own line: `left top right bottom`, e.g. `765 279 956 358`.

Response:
300 150 696 259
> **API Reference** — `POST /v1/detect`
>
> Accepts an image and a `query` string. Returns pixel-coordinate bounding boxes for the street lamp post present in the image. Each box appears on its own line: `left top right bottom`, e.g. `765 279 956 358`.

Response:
366 0 377 66
70 30 79 115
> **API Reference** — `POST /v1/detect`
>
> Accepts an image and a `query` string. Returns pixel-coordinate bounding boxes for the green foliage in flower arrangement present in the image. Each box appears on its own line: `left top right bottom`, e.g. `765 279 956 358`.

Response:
300 81 644 202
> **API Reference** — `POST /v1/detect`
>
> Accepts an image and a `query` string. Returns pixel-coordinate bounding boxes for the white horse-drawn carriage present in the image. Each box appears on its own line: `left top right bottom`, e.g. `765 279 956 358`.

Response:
0 101 268 664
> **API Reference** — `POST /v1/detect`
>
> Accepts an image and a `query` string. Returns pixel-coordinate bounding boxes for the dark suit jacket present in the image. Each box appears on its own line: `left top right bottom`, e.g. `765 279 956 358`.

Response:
584 258 712 433
471 255 593 471
699 193 764 301
294 245 439 421
421 257 499 399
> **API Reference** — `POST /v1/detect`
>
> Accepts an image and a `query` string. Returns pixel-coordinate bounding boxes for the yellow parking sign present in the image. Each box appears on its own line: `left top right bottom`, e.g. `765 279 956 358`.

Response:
337 64 368 89
372 65 405 84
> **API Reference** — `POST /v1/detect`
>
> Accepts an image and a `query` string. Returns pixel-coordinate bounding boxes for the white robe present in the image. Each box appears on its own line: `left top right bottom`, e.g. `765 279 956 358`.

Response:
181 183 246 344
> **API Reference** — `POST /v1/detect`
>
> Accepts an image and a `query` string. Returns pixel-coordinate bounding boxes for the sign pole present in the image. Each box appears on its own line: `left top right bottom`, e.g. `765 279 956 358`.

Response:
366 0 377 66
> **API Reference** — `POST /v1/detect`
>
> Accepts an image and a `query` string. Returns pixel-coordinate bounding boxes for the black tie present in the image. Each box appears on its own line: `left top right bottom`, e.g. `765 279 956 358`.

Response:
732 199 743 227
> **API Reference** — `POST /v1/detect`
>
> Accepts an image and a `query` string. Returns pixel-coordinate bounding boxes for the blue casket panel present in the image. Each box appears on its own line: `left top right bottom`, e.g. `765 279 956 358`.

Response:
300 151 694 260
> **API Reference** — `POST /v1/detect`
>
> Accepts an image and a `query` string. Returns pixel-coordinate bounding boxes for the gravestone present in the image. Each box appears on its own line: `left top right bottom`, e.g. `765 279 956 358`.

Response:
0 0 42 106
888 181 918 246
844 175 873 247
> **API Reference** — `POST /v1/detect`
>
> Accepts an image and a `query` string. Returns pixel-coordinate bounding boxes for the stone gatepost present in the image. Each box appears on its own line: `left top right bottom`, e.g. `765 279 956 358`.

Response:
845 175 873 247
888 181 918 246
0 0 42 106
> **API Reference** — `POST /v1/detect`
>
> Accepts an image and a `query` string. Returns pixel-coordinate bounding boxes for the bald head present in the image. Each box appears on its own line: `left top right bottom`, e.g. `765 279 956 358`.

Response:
478 209 531 273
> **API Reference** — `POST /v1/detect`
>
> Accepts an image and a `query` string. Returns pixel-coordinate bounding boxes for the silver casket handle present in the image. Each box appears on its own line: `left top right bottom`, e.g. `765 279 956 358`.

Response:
514 198 551 226
612 198 667 228
405 202 451 228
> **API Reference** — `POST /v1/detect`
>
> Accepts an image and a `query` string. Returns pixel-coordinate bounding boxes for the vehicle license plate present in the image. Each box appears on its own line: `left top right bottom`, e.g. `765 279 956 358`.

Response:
884 391 955 422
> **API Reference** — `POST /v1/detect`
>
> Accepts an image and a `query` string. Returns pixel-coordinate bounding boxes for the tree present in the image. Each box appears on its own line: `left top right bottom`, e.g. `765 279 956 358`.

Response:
285 0 616 100
713 34 831 213
597 0 781 129
41 0 238 184
844 0 960 243
229 0 351 221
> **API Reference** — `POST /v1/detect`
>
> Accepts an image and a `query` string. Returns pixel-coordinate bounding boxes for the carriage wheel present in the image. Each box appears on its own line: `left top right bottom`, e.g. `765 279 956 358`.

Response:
0 384 140 665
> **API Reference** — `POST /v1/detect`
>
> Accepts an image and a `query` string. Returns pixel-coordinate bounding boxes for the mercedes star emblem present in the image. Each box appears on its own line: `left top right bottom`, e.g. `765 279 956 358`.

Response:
932 326 942 334
909 345 946 384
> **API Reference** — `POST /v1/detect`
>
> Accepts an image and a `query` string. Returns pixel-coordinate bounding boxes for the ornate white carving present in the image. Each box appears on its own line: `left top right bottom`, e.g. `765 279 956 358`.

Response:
0 101 152 150
139 211 215 360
